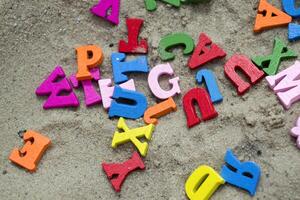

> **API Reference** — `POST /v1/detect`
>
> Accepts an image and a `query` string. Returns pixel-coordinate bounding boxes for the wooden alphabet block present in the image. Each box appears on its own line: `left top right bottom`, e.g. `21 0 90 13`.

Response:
148 63 181 99
265 61 300 109
9 130 51 172
224 54 264 95
90 0 121 25
188 33 226 70
98 79 136 110
35 66 79 109
111 53 149 84
254 0 292 33
144 97 177 125
102 151 145 192
196 69 223 103
185 165 225 200
144 0 180 11
159 33 194 61
69 68 101 106
183 88 218 128
291 116 300 149
220 149 261 196
288 23 300 41
282 0 300 19
252 37 297 75
109 86 147 119
119 18 148 54
76 45 104 80
111 118 155 157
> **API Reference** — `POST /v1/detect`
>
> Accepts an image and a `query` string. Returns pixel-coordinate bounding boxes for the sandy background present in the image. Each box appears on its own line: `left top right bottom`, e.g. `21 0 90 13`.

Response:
0 0 299 199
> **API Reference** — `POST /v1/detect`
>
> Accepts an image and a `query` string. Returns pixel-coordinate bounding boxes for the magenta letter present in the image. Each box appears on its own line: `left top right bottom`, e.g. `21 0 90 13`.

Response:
90 0 120 25
35 66 79 109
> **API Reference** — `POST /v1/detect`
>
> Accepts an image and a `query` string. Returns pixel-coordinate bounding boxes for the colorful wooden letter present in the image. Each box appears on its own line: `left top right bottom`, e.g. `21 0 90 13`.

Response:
9 130 51 172
102 151 145 192
90 0 120 25
119 18 148 54
185 165 225 200
188 33 226 70
144 97 177 125
69 68 101 106
109 86 147 119
196 69 223 103
220 149 261 196
148 63 181 99
35 66 79 109
144 0 180 11
288 23 300 41
158 33 194 61
252 37 297 75
98 79 136 110
76 45 104 80
254 0 292 33
291 116 300 149
111 53 149 84
265 61 300 109
181 0 211 3
111 117 155 156
282 0 300 19
224 54 264 95
183 88 218 128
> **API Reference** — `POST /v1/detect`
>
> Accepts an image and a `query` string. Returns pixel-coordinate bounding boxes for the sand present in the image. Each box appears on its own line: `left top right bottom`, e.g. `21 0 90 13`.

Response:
0 0 299 199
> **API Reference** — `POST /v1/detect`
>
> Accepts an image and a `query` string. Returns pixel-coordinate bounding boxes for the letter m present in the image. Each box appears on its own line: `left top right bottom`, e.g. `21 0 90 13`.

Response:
266 61 300 109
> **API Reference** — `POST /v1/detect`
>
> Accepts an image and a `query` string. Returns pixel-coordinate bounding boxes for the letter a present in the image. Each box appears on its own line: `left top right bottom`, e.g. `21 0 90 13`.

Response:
220 149 261 196
188 33 226 70
254 0 292 33
185 165 225 200
265 61 300 109
90 0 121 25
111 118 155 156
